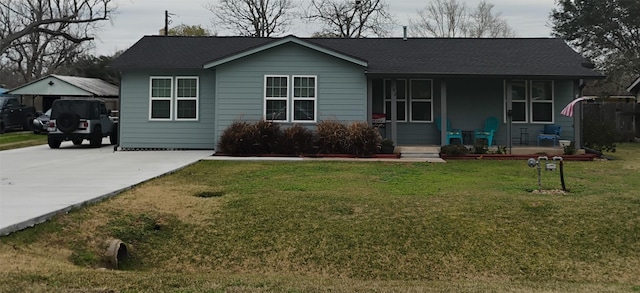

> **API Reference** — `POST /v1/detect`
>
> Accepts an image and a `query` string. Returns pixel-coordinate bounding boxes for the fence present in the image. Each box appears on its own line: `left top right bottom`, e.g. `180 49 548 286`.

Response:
583 102 638 141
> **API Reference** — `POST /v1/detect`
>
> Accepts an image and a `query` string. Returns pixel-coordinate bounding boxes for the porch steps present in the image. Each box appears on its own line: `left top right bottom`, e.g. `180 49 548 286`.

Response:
397 146 441 159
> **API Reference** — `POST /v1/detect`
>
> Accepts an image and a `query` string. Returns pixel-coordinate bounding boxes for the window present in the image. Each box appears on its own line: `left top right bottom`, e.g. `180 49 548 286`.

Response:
176 77 199 120
292 76 316 122
531 81 554 123
150 77 173 120
264 76 289 121
505 80 554 124
264 75 317 123
510 80 528 123
384 79 406 121
410 79 433 122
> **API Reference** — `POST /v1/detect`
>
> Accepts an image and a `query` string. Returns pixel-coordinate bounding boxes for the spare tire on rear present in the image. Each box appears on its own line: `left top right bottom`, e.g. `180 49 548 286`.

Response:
57 113 79 133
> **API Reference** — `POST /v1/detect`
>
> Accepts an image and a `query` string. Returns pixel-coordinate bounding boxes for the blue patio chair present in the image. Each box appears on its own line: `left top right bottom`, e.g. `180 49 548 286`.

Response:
474 117 499 146
537 125 561 147
435 117 463 145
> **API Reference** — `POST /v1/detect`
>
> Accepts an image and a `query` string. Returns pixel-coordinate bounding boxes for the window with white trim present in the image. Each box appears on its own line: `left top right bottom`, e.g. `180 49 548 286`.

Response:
505 80 554 124
531 80 554 123
176 77 199 120
264 75 289 121
150 77 173 120
384 79 406 121
409 79 433 122
292 76 316 122
149 76 200 121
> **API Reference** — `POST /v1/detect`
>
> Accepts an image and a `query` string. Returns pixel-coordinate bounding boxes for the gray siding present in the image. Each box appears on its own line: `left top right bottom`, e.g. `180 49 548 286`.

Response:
214 43 367 144
119 69 216 149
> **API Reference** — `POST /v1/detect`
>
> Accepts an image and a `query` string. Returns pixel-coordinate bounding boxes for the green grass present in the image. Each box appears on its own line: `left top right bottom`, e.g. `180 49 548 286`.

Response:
1 143 639 292
0 131 47 150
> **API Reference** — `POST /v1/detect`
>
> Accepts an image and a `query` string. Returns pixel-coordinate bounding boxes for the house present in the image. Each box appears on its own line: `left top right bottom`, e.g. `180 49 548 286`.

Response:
628 76 640 100
6 75 119 112
583 79 636 102
110 35 603 150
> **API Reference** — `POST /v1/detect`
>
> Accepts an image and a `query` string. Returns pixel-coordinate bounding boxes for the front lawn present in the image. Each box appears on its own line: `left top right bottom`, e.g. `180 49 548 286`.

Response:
0 131 47 150
1 144 639 292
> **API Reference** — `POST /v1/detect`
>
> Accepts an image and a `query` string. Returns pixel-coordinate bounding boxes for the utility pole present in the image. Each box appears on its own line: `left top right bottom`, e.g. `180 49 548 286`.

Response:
164 10 169 36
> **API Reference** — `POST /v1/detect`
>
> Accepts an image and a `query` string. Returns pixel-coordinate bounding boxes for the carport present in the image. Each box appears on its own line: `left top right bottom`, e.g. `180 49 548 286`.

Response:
5 75 119 113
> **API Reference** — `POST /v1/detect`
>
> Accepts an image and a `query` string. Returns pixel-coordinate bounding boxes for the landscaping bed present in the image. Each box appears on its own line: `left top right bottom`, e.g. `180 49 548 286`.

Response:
441 153 599 161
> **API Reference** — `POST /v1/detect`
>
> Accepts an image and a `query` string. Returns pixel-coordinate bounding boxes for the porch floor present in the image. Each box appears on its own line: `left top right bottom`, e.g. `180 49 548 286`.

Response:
397 145 584 156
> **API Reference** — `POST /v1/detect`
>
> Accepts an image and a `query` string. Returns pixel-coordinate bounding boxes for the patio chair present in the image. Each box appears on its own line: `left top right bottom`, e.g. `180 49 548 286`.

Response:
537 125 561 147
435 117 463 145
474 117 499 146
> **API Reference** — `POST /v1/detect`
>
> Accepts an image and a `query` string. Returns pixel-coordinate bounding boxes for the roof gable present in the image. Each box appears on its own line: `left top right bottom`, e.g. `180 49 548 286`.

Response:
203 35 367 69
7 75 118 97
627 76 640 94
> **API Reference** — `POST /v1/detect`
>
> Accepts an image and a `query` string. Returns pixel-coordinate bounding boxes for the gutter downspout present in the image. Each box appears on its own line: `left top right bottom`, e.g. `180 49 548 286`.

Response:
391 79 398 144
574 79 585 149
115 71 122 152
505 79 513 154
440 80 447 146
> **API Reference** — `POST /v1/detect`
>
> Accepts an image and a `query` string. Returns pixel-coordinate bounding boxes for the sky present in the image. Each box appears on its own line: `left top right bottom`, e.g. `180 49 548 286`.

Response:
92 0 558 56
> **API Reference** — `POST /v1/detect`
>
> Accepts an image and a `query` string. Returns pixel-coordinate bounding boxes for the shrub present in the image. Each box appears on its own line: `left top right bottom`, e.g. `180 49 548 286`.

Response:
345 121 382 157
563 141 577 155
217 121 258 155
315 120 348 154
254 120 281 154
379 138 395 154
279 124 314 155
583 118 619 153
491 145 507 154
439 144 469 156
472 139 488 154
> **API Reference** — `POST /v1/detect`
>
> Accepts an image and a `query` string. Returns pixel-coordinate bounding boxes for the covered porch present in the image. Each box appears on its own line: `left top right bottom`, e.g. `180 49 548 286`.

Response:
367 76 584 152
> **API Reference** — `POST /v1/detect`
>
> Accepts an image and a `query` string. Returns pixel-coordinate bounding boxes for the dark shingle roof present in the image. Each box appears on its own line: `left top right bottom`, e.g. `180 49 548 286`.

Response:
111 36 602 78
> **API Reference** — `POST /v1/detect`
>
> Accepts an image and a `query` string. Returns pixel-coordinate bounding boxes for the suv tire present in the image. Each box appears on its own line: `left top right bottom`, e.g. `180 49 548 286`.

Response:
48 136 61 149
57 113 80 133
90 125 102 147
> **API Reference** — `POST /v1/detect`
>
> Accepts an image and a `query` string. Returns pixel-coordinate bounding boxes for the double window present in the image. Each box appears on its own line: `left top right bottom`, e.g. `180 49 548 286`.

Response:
149 76 199 121
506 80 554 123
264 75 316 122
384 79 433 122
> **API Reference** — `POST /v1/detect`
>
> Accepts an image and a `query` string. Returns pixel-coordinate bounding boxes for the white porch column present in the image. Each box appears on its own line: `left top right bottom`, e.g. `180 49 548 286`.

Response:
440 80 447 146
505 79 513 153
391 79 398 144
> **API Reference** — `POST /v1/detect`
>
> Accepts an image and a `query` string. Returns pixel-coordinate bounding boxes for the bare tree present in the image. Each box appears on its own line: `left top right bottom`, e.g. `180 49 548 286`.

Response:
409 0 515 38
409 0 468 38
468 1 514 38
206 0 293 37
3 27 89 83
0 0 113 55
305 0 394 38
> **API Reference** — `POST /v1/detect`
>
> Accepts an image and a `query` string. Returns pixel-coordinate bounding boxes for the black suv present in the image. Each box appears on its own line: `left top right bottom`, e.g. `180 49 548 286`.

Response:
47 99 118 148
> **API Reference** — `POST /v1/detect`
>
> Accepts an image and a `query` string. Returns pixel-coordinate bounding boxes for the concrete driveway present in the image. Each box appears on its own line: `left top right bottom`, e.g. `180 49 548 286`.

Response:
0 139 212 235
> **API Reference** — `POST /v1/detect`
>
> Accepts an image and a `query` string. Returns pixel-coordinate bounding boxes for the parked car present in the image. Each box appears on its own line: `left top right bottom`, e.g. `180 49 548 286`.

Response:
32 109 51 134
47 99 118 148
0 97 37 134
